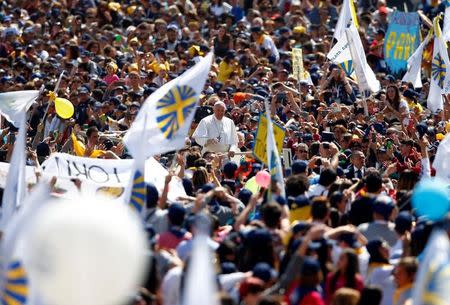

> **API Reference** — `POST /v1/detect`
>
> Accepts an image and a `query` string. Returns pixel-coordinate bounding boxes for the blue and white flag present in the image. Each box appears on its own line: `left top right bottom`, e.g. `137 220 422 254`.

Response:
412 229 450 305
402 32 431 88
123 53 213 159
128 162 146 215
345 24 381 93
327 37 355 77
433 132 450 184
1 182 52 305
333 0 359 41
265 101 286 200
428 16 450 113
444 0 450 42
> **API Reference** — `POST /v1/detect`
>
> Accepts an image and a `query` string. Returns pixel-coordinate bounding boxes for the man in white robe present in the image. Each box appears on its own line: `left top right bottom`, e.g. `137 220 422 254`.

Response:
192 101 238 157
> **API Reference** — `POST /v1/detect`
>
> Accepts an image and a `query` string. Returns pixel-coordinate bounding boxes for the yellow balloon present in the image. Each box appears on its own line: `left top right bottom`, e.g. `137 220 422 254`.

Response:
55 98 74 119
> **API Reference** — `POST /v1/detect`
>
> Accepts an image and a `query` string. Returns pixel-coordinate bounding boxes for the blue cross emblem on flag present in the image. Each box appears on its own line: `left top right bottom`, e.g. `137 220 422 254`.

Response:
432 54 446 89
156 85 197 139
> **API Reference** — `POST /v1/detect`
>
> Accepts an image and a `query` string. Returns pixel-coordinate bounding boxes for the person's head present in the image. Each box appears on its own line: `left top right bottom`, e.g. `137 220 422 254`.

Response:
213 101 226 120
373 195 395 221
145 183 159 209
285 174 310 197
86 126 99 146
395 212 413 235
167 203 186 226
356 287 383 305
366 239 390 264
400 139 414 157
318 169 337 187
223 161 238 179
295 143 309 160
386 85 400 105
397 169 419 191
330 191 346 213
128 71 141 87
291 160 308 175
365 171 383 194
332 288 360 305
393 257 418 288
311 196 330 222
261 202 282 229
299 257 323 287
192 167 209 191
239 277 265 305
252 262 277 285
337 249 359 276
351 150 365 169
186 151 201 168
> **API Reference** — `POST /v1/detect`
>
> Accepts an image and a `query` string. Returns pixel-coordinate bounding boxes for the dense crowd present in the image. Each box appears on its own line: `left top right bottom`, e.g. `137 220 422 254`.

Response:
1 0 450 305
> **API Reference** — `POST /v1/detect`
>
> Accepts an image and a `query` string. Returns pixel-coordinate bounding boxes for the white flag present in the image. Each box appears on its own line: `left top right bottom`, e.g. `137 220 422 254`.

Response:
433 132 450 184
0 112 27 230
345 25 380 93
427 17 450 113
265 101 286 199
123 53 213 159
402 33 431 88
333 0 359 41
0 91 39 126
182 226 219 305
444 0 450 42
1 182 51 305
327 36 355 78
412 229 450 305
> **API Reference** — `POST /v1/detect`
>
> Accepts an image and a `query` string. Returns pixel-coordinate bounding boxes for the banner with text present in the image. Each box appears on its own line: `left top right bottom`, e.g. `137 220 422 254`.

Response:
292 48 305 80
384 11 421 75
41 153 186 203
253 115 285 165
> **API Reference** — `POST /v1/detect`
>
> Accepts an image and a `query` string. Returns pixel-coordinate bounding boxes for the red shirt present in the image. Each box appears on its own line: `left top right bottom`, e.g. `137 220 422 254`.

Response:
299 292 325 305
324 272 364 305
157 231 192 250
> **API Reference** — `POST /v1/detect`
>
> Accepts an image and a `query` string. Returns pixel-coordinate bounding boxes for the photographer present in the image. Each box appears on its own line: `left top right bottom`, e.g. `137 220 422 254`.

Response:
321 64 355 106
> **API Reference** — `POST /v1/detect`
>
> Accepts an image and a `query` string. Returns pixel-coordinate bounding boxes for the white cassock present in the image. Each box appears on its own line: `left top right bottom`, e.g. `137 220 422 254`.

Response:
192 114 238 154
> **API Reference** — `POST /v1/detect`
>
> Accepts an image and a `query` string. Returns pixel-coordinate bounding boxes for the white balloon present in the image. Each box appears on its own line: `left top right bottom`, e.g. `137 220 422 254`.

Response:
23 197 148 305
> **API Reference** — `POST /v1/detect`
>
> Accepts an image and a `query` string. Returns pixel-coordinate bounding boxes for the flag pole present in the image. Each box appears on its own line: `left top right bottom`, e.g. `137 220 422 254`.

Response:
40 70 65 126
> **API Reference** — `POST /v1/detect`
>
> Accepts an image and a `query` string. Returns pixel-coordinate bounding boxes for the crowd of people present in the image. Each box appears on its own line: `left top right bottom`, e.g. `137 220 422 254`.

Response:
1 0 450 305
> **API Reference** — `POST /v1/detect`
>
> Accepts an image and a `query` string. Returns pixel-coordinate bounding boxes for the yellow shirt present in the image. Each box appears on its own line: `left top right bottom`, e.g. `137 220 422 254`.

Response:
217 60 243 83
148 60 170 74
71 133 105 158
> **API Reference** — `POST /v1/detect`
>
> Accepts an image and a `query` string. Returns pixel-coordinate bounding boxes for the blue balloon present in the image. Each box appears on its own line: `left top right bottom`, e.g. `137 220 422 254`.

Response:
412 178 450 221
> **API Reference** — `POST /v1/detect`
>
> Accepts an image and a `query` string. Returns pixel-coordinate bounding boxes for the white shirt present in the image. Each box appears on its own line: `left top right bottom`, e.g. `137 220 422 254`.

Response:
306 183 328 198
192 114 238 153
261 35 280 61
366 265 395 305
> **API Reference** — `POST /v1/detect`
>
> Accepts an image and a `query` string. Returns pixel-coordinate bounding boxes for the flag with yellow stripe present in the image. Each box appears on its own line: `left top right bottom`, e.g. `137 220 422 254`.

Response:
129 165 146 214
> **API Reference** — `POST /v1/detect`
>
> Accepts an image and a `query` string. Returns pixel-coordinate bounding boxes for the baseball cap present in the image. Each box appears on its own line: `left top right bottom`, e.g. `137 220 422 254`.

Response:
292 160 308 175
78 87 89 94
167 24 178 31
338 232 361 249
373 195 395 219
300 257 321 276
252 263 277 283
395 212 413 234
